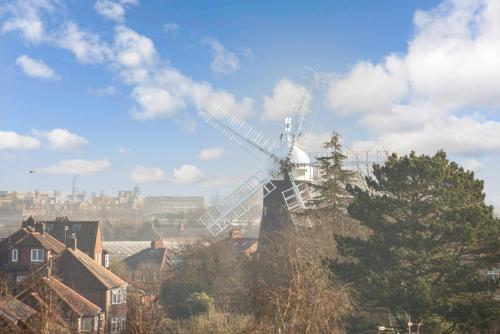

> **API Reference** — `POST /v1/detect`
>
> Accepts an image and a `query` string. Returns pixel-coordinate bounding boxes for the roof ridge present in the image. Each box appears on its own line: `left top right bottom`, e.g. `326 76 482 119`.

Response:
65 248 126 289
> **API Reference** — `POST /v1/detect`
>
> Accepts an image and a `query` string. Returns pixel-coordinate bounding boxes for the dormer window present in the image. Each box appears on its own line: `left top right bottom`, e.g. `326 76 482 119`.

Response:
30 249 44 262
11 248 18 262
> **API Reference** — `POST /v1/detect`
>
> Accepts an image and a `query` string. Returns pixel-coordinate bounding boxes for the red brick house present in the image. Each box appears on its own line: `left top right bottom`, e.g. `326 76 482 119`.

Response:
0 221 65 285
54 236 128 333
17 276 104 333
24 217 105 266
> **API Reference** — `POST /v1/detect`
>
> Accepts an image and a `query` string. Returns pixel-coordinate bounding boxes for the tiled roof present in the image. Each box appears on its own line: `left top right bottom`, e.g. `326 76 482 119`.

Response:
10 232 66 254
57 248 127 289
0 295 37 324
42 277 101 317
122 247 169 271
40 219 100 256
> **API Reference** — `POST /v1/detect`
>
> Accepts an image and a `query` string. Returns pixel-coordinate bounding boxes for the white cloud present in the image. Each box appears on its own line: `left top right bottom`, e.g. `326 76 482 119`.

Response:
463 158 483 173
171 164 204 184
1 0 55 43
131 86 185 120
54 22 111 64
0 131 40 150
198 147 223 160
16 54 59 80
327 0 500 156
202 38 240 76
32 128 88 151
117 147 135 157
40 158 111 175
262 78 306 121
95 0 138 23
1 4 254 120
163 22 178 33
89 85 118 97
130 166 165 184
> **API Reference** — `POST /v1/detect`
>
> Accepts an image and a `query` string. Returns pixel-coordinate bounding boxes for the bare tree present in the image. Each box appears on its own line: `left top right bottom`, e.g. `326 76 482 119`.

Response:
250 229 353 334
124 288 170 334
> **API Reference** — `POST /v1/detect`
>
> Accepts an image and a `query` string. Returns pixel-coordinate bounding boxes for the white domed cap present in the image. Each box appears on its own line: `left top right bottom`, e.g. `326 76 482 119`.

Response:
291 146 310 164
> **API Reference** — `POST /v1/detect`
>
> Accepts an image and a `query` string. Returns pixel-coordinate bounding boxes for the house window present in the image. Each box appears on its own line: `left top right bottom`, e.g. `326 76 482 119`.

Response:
110 317 119 333
104 254 110 268
30 249 44 262
11 248 18 262
487 268 499 280
120 316 126 331
111 288 122 304
16 275 25 283
99 313 104 330
81 317 92 332
72 224 81 231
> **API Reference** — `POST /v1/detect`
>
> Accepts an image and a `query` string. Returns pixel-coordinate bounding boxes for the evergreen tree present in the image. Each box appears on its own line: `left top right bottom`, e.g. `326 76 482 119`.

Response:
312 132 356 233
334 151 500 333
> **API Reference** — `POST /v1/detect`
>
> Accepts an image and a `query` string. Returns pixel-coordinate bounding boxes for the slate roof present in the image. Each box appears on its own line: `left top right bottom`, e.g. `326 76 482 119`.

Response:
56 247 127 290
122 247 169 272
38 219 100 256
42 277 101 317
0 295 37 325
10 231 66 254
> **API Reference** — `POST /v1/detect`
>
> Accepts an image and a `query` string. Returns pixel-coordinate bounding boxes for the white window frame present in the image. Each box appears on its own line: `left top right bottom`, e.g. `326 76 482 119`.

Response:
487 268 500 280
111 288 122 304
104 254 110 268
11 248 18 262
120 315 126 331
30 249 44 262
16 275 26 283
110 317 119 333
81 317 92 332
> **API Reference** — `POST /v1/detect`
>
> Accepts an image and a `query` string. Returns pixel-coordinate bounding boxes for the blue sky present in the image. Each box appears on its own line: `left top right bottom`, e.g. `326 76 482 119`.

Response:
1 0 500 209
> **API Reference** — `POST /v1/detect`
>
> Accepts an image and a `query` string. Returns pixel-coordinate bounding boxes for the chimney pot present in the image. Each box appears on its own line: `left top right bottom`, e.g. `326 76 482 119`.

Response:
229 228 242 239
34 222 45 234
151 240 164 249
66 233 77 251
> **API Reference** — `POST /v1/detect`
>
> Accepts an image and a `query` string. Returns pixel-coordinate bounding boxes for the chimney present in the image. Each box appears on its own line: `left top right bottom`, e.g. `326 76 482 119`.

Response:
229 228 242 239
34 222 45 234
66 233 77 251
151 240 164 249
25 216 35 228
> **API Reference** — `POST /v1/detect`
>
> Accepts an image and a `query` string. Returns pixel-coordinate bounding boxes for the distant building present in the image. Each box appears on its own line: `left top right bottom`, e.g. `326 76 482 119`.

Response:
144 196 204 216
118 240 171 294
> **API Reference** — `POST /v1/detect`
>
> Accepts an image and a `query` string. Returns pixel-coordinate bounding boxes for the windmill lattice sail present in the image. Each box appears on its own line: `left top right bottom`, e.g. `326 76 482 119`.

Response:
199 105 279 161
199 170 278 236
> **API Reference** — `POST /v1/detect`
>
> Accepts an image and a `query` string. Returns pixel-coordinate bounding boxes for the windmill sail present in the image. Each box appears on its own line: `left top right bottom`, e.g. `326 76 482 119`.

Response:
199 170 278 236
200 105 280 162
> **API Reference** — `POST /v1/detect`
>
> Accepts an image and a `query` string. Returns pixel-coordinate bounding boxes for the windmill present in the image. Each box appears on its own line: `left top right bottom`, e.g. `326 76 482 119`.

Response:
198 70 319 238
197 70 388 239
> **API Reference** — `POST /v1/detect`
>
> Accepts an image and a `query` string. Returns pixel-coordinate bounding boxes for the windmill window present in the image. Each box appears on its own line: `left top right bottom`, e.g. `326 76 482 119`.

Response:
11 248 18 262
